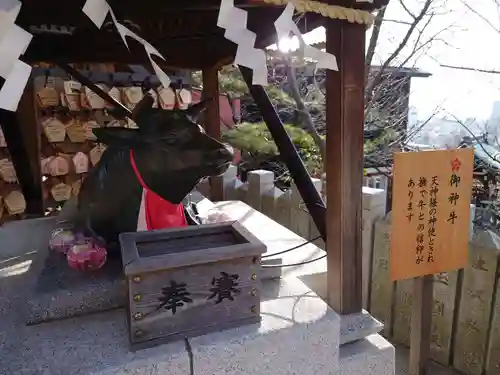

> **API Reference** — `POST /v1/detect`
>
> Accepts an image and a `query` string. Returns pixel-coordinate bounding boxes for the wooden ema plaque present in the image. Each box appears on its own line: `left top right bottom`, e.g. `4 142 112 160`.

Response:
71 180 82 196
51 183 72 202
0 128 6 148
61 93 81 111
73 152 89 174
148 89 159 108
37 87 60 108
43 118 66 143
85 85 107 109
127 118 138 129
106 120 124 128
90 144 106 165
123 87 144 109
178 89 192 109
84 120 100 141
48 156 69 177
106 87 123 108
0 159 17 183
66 120 87 143
62 80 82 111
390 149 474 281
4 190 26 215
158 87 176 110
119 221 266 350
64 80 82 94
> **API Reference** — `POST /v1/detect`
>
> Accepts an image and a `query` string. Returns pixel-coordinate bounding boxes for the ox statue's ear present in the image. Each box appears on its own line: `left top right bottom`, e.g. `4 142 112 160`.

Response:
131 94 155 126
93 127 142 146
185 99 211 123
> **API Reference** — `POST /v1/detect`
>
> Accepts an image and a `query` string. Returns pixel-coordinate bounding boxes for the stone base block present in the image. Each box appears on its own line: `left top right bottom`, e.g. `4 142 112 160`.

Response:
1 215 127 325
26 252 125 324
340 310 384 345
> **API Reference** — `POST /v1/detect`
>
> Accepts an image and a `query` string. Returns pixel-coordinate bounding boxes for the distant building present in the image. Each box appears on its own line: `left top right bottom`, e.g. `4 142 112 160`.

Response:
366 66 431 137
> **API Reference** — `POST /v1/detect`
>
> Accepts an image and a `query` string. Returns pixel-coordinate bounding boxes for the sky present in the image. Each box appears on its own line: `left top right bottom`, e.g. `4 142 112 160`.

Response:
387 0 500 121
280 0 500 121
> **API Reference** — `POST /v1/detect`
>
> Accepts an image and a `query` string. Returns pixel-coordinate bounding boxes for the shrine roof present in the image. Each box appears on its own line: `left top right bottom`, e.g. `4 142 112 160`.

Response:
16 0 388 69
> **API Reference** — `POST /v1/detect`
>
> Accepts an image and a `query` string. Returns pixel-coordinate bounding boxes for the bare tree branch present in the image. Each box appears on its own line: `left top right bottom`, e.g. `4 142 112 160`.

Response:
366 0 433 98
366 7 387 80
284 58 327 160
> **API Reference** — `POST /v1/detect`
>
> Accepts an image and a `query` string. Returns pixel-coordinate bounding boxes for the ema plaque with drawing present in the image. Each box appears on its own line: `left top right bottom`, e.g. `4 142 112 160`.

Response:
390 149 474 281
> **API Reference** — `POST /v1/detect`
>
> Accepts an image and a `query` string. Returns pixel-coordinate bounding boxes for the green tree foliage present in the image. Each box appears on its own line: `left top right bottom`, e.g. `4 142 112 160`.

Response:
223 122 323 180
193 66 294 105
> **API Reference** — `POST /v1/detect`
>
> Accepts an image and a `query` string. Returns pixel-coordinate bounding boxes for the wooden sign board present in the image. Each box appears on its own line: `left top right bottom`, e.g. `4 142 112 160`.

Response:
390 148 474 281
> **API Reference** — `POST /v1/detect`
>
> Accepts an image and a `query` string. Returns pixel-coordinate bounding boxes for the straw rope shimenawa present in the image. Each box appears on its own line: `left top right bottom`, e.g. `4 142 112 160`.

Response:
261 0 375 27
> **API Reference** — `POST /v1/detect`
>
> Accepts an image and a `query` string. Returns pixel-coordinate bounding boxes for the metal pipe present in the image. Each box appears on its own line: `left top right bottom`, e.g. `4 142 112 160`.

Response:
239 66 326 242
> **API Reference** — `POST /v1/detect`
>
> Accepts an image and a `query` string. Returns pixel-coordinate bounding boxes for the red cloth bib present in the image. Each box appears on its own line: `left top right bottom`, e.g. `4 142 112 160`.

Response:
130 150 188 230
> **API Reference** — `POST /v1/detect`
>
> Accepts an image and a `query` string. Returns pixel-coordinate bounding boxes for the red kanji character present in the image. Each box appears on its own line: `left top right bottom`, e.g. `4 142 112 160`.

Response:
451 157 461 172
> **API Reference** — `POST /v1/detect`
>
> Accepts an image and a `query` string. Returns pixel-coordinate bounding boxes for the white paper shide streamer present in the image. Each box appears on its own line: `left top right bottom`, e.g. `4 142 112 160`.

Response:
275 3 338 71
217 0 268 86
0 0 33 111
83 0 171 89
217 0 338 86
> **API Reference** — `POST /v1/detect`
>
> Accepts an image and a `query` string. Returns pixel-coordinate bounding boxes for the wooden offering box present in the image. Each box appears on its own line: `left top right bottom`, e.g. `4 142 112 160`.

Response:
119 221 266 349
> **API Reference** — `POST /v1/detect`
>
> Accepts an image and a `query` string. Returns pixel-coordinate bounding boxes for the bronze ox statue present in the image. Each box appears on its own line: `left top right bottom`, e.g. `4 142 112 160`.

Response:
73 95 233 255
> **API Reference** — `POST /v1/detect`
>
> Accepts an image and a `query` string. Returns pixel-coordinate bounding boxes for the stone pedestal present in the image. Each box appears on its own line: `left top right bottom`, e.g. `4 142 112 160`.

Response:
2 261 395 375
27 251 125 324
0 197 394 375
0 213 125 325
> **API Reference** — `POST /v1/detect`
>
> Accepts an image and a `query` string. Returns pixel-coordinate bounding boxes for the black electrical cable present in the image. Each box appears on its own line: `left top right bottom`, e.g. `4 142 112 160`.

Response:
261 254 326 268
261 235 326 268
262 235 321 258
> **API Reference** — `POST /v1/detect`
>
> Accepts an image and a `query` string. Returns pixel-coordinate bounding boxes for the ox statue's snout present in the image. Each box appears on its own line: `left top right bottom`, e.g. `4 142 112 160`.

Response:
207 143 234 175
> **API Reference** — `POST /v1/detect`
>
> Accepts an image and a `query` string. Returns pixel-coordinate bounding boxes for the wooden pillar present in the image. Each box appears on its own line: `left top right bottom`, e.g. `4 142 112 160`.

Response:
325 20 366 314
202 66 224 201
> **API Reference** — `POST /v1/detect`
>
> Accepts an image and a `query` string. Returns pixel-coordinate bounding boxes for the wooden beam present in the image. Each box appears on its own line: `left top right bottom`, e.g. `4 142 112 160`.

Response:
325 19 365 314
31 67 194 87
202 66 224 202
16 81 44 216
23 34 236 70
239 66 326 242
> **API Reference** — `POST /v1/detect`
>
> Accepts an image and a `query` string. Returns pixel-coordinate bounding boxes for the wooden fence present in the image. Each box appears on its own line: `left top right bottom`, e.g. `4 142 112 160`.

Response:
207 165 500 375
